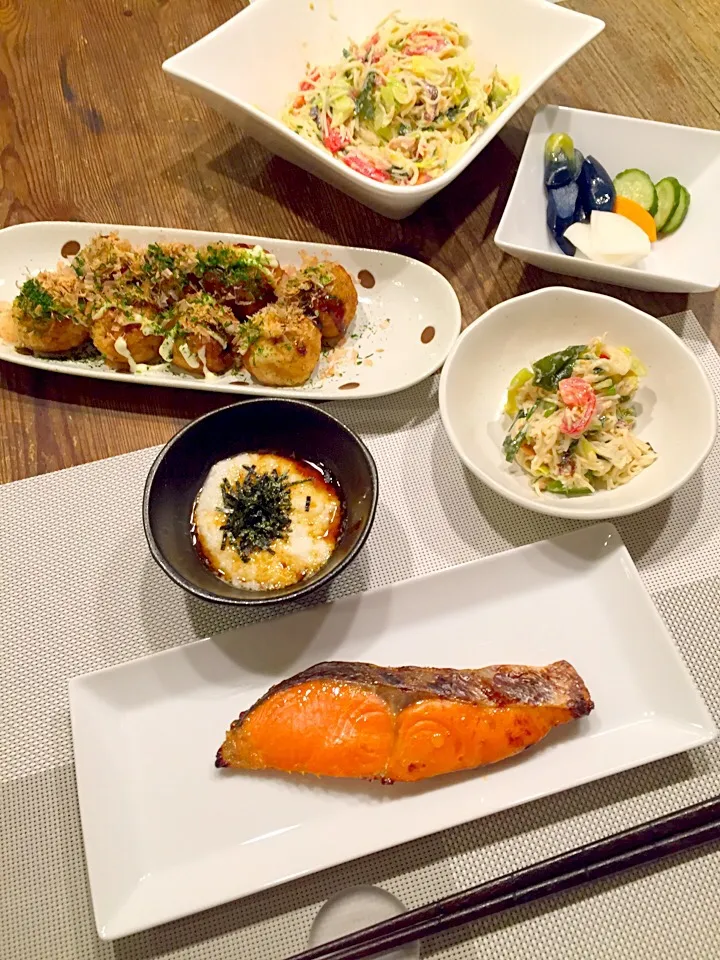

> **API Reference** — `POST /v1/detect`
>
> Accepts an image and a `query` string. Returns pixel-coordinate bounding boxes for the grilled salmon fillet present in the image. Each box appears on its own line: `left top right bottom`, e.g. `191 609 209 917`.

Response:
216 660 593 783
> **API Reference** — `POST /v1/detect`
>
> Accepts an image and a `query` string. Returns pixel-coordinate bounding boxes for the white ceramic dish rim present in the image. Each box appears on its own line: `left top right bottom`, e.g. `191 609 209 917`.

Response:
439 287 718 520
68 521 716 939
162 2 605 199
495 105 720 290
0 220 462 400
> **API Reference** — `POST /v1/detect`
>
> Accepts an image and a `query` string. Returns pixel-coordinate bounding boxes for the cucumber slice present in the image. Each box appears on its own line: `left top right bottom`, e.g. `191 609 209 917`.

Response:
613 168 658 216
653 177 681 231
660 185 691 235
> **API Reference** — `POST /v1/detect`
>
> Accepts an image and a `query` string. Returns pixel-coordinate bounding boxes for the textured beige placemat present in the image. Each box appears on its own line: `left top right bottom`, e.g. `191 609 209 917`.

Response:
2 310 719 960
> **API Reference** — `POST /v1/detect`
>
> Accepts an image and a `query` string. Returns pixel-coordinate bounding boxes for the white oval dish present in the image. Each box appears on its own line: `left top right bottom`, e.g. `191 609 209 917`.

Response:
0 221 461 400
439 287 717 520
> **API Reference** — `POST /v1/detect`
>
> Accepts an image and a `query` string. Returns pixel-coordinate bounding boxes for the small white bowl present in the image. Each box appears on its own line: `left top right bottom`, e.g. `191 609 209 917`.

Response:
439 287 717 520
495 105 720 293
163 1 603 220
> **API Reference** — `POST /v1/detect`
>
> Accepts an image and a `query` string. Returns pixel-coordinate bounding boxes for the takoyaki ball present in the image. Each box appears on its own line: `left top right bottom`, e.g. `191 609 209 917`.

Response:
12 272 90 354
168 292 237 376
279 262 358 346
195 243 280 318
136 242 197 309
91 302 165 369
72 232 138 288
241 304 321 387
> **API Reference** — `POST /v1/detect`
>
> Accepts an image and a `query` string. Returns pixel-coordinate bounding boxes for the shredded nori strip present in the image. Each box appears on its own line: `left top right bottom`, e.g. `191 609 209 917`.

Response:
218 466 310 562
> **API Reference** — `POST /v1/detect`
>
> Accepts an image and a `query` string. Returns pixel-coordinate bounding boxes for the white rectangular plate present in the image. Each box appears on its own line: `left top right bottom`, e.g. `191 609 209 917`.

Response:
69 523 715 939
0 221 460 399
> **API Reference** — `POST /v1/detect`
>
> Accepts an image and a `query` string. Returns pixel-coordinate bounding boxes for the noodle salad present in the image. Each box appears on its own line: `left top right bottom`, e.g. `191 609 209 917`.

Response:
281 15 517 186
502 338 657 496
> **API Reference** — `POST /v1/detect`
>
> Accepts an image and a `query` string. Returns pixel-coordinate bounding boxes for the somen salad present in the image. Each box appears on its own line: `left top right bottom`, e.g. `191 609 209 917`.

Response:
281 15 517 186
502 338 657 496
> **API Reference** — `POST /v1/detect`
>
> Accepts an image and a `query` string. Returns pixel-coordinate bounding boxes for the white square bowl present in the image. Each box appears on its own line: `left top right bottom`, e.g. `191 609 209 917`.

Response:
495 105 720 292
163 1 604 219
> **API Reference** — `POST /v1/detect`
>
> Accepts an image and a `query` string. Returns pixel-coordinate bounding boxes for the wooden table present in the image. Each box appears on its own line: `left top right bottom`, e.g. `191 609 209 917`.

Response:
0 0 718 484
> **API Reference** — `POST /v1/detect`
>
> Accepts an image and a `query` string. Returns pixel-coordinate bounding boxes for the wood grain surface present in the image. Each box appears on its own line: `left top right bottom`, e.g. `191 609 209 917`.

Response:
0 0 718 483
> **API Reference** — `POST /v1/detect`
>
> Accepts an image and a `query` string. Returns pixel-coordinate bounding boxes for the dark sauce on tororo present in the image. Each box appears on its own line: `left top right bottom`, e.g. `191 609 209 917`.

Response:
191 453 345 586
290 456 345 543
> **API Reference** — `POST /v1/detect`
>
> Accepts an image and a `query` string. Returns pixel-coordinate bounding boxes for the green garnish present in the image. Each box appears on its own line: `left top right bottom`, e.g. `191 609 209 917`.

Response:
532 344 587 391
236 319 263 351
72 254 86 277
488 81 510 110
218 466 307 562
195 243 272 295
302 264 333 287
142 242 183 282
16 277 75 324
502 400 541 462
445 98 468 123
356 72 376 122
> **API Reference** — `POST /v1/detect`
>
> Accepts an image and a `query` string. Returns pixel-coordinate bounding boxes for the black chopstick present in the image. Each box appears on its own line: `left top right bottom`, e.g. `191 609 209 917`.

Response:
288 797 720 960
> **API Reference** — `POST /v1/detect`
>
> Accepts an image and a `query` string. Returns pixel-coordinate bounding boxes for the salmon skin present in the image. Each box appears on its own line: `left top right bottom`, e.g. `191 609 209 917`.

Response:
216 660 593 783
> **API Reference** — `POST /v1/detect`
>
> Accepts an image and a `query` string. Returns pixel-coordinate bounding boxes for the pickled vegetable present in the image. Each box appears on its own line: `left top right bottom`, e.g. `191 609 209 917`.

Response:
653 177 682 232
547 181 583 256
613 196 657 242
660 185 690 235
504 367 533 416
577 156 615 214
613 169 658 216
544 133 583 188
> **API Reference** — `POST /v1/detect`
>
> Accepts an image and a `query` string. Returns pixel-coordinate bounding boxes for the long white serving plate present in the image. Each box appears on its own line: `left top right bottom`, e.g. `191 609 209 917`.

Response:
0 221 461 399
69 524 715 939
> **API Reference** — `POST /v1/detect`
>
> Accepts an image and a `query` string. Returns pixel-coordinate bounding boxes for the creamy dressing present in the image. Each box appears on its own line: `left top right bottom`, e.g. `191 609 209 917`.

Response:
113 335 138 374
113 335 166 376
139 315 157 336
197 345 217 379
179 341 200 369
159 335 174 362
201 326 227 348
251 244 278 269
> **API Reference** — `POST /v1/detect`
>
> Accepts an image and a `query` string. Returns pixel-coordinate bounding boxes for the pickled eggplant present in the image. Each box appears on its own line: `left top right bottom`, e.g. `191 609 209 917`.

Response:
577 156 615 214
544 133 583 188
547 181 583 256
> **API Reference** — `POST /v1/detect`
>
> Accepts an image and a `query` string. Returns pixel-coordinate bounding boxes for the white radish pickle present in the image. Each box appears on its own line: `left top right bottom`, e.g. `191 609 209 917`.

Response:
564 212 651 267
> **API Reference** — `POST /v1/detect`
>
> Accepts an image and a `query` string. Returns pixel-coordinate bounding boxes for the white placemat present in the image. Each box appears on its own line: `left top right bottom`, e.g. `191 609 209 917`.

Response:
2 309 719 960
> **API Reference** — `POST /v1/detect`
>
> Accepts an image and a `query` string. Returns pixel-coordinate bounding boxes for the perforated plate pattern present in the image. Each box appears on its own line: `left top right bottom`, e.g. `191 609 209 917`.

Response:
1 310 719 959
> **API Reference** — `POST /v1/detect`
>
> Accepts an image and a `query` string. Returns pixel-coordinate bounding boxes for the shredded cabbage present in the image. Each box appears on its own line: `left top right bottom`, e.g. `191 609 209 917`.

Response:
281 15 518 186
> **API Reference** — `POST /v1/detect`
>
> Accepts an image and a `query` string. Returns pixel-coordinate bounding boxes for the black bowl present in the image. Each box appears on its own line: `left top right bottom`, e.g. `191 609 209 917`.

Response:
143 399 378 605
